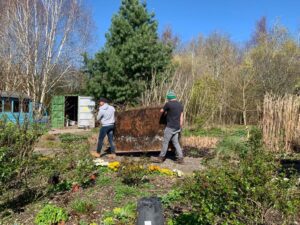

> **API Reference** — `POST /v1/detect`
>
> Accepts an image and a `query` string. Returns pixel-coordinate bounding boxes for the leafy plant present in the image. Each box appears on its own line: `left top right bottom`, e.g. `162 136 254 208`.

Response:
103 203 136 225
34 204 68 225
48 180 72 193
161 189 183 207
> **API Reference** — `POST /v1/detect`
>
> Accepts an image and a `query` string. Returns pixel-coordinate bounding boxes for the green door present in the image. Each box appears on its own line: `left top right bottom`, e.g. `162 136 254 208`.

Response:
51 96 65 128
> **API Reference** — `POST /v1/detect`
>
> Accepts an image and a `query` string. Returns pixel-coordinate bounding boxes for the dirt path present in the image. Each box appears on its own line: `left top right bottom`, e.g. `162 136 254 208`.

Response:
34 128 207 174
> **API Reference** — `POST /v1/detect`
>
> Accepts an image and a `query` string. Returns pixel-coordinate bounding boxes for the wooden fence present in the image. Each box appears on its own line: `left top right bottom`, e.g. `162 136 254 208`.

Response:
263 93 300 152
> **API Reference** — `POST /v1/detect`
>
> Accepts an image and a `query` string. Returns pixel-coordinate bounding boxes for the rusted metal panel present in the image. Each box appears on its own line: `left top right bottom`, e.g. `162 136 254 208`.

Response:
114 107 165 152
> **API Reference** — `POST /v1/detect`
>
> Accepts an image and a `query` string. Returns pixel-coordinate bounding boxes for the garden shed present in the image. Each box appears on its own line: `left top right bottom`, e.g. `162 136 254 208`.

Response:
51 95 96 129
0 91 33 124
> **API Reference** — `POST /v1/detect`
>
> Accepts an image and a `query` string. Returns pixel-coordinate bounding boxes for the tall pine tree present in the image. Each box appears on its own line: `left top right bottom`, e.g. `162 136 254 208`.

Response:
84 0 173 103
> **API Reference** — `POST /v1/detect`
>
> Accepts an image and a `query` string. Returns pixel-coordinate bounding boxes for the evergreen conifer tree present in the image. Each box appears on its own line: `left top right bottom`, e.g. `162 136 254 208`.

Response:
84 0 173 103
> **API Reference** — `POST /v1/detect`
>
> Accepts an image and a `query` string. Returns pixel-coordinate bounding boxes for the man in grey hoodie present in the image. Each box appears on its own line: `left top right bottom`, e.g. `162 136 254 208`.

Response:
92 97 116 158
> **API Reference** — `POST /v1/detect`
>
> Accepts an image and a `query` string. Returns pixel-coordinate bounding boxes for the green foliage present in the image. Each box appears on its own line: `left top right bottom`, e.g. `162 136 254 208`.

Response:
84 0 173 103
48 180 72 193
103 203 136 225
40 142 95 193
247 126 263 151
167 213 200 225
0 121 43 194
187 75 221 126
34 204 68 225
217 135 247 154
58 133 88 143
96 175 113 187
114 184 141 202
183 126 248 138
71 199 95 214
118 158 149 185
161 189 183 207
175 129 300 224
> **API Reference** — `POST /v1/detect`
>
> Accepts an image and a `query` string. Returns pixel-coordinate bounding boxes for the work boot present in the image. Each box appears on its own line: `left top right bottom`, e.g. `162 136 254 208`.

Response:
90 151 101 158
108 153 117 160
151 156 165 163
175 158 184 164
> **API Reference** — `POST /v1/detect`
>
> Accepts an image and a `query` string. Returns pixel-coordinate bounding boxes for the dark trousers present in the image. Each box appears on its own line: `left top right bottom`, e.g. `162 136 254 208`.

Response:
97 125 115 153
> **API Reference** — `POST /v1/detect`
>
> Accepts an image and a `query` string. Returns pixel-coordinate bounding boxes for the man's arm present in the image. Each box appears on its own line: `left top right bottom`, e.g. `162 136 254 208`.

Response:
161 102 169 114
96 109 103 121
180 112 184 128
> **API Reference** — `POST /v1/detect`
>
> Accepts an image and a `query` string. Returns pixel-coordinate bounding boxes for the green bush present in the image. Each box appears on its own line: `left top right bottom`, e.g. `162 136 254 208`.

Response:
0 121 42 194
34 204 68 225
170 128 300 224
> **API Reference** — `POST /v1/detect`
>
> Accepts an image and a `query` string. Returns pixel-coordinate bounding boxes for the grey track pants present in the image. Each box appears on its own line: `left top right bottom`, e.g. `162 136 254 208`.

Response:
159 127 183 158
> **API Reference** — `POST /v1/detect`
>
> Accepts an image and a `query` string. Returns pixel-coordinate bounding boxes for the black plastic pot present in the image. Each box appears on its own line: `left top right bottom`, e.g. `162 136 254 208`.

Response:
136 197 164 225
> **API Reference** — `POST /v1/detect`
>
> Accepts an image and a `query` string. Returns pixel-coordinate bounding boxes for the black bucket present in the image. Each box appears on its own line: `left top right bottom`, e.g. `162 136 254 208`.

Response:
137 197 164 225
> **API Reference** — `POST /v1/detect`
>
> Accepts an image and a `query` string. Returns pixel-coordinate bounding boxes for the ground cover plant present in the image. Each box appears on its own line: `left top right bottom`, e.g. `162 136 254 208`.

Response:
34 204 68 225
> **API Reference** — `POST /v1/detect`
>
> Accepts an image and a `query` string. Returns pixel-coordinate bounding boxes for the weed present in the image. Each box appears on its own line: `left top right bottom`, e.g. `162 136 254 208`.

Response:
96 176 112 187
71 199 95 214
114 184 141 202
59 133 88 143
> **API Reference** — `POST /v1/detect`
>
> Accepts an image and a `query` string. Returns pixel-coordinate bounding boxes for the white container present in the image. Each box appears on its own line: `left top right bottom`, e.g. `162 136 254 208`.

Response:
78 96 95 128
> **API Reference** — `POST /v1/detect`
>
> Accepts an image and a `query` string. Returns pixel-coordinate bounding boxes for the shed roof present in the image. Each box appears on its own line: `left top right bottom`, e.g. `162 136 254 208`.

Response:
0 91 31 99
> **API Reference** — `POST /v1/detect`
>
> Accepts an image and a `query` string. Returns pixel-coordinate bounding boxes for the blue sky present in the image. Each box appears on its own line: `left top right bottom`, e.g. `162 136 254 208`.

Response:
87 0 300 52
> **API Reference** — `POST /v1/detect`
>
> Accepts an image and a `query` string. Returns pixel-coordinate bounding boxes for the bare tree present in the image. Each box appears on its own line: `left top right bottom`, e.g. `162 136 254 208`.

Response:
0 0 92 111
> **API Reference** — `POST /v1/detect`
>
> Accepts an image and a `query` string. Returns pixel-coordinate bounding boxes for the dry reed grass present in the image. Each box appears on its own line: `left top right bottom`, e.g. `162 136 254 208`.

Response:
262 93 300 152
182 136 219 149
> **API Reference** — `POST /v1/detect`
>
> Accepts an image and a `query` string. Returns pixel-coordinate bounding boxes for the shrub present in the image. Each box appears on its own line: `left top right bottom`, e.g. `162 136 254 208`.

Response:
0 121 43 194
171 128 300 224
56 143 95 186
34 204 68 225
118 159 149 186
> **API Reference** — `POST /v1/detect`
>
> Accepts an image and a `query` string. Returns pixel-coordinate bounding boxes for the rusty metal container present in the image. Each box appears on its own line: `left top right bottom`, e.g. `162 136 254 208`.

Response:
114 107 165 153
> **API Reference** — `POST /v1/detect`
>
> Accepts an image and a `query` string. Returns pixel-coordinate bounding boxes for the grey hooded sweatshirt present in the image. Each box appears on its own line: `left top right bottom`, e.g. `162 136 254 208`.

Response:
97 103 115 126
